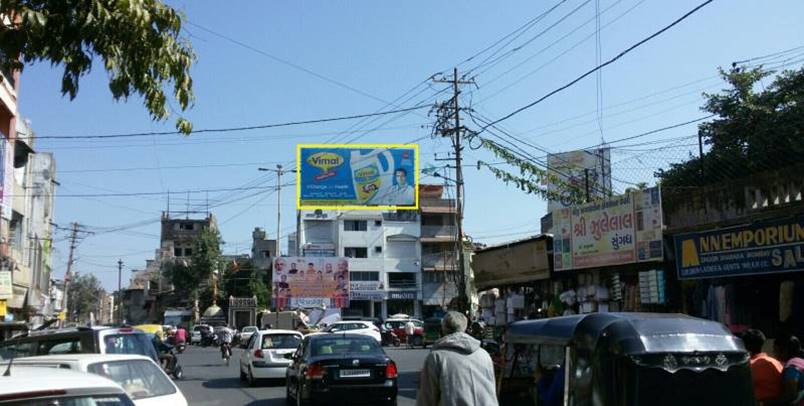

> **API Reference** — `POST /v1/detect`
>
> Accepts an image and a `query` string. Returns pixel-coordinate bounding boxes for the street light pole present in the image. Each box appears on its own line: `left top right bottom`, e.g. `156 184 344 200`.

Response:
117 259 123 324
258 165 284 256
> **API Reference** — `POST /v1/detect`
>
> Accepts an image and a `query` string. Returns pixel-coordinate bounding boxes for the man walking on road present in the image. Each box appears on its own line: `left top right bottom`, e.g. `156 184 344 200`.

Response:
417 311 498 406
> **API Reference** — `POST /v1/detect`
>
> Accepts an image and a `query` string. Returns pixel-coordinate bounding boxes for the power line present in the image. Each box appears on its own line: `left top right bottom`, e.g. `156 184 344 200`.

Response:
38 182 296 198
38 104 430 139
479 0 713 131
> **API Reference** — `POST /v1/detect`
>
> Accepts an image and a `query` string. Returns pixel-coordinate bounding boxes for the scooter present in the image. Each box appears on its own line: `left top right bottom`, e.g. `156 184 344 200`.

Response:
381 327 401 347
220 342 232 366
158 344 184 380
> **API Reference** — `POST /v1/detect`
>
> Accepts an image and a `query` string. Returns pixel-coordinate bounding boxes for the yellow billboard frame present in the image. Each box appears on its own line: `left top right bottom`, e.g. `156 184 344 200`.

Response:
296 143 419 211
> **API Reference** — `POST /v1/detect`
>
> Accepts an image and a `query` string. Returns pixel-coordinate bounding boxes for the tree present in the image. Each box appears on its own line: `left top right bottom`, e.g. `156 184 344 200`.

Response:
164 227 223 305
0 0 195 133
67 273 103 323
657 66 804 187
221 258 271 309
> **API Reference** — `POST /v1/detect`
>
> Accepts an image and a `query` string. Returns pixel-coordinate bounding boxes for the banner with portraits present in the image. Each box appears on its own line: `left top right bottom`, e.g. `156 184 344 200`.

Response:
273 257 350 309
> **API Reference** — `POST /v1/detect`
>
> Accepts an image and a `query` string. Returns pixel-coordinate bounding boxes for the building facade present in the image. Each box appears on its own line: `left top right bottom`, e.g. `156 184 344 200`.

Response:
419 185 460 318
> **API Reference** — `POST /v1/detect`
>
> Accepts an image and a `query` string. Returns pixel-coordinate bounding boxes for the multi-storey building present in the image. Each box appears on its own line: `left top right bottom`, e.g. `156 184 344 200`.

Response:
294 209 422 319
418 184 460 318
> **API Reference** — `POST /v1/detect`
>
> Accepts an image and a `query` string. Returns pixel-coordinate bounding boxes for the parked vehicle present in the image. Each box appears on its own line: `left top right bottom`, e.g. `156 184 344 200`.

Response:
422 317 443 347
261 310 309 331
380 325 401 347
0 326 159 364
0 365 135 405
239 329 303 386
383 318 423 345
190 325 210 345
286 334 398 406
498 313 754 406
237 325 258 345
8 354 188 406
322 321 381 343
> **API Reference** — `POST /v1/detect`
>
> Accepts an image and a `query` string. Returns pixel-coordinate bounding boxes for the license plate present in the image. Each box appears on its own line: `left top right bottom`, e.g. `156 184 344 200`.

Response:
339 369 371 378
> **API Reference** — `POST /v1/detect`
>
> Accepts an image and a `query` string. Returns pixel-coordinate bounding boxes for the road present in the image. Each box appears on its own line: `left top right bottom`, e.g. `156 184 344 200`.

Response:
175 344 428 405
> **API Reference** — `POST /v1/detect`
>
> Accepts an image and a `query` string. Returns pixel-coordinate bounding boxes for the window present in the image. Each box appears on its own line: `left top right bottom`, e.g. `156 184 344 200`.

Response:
41 340 82 355
374 246 383 254
262 334 302 349
179 223 194 230
388 272 416 288
344 247 368 258
344 220 368 231
0 341 34 360
374 220 382 227
311 337 380 356
262 250 271 258
351 271 379 281
174 248 182 257
423 272 446 283
87 359 176 400
184 248 192 256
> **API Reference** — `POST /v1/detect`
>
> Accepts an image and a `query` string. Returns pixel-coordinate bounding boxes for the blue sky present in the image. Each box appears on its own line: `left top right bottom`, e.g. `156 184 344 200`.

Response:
18 0 804 291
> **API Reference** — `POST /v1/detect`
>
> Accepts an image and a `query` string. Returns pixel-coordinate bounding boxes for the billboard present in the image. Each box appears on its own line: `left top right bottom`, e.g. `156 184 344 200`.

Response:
546 148 611 213
273 257 350 309
473 237 550 289
553 186 663 271
675 217 804 279
297 144 418 210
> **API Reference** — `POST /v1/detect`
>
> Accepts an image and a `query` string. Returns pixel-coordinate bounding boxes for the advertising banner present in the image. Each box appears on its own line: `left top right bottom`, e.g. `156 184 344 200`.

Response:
546 148 611 213
675 217 804 279
473 238 550 289
349 281 386 301
553 186 663 271
273 257 350 308
297 144 418 210
571 193 636 269
0 270 11 300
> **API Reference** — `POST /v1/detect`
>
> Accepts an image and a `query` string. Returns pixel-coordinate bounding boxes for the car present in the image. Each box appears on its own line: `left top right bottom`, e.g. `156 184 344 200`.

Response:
191 324 211 345
7 354 187 406
239 329 303 386
322 321 381 343
0 326 160 364
384 318 424 345
0 365 135 405
286 334 398 406
237 325 258 344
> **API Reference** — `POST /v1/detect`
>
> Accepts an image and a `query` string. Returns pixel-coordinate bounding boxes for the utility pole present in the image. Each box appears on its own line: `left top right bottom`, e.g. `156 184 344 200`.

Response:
117 259 123 324
60 223 79 326
433 68 475 314
258 165 284 256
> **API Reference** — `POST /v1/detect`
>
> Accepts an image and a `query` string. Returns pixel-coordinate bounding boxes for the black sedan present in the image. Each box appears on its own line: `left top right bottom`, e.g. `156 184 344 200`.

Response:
286 333 398 406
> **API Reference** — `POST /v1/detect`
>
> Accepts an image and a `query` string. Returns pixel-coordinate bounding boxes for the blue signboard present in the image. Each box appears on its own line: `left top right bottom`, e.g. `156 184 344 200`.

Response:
297 144 418 209
674 217 804 279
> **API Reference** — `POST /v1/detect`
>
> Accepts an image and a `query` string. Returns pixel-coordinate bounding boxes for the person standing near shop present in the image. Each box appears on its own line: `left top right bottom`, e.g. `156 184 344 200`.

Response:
742 329 783 404
774 335 804 406
417 311 498 406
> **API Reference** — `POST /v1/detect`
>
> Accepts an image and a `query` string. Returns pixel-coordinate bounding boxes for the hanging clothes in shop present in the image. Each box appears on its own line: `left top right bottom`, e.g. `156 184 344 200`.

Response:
780 281 795 322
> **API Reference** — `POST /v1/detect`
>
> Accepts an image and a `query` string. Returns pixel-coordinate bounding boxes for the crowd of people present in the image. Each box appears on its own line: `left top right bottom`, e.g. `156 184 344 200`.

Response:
743 329 804 406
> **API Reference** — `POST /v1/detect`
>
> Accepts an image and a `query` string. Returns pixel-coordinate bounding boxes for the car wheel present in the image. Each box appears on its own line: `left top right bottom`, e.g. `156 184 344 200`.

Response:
296 384 310 406
248 366 257 387
173 366 183 380
240 365 247 382
413 336 423 347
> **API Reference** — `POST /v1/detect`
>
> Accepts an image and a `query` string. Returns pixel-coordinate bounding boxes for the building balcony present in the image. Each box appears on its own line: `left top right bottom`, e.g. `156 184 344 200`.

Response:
385 258 419 273
421 225 456 239
387 281 418 290
419 198 456 213
347 258 384 272
421 252 457 270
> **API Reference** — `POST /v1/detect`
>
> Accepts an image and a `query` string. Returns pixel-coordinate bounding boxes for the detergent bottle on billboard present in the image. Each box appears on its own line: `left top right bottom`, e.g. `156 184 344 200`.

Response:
350 149 394 204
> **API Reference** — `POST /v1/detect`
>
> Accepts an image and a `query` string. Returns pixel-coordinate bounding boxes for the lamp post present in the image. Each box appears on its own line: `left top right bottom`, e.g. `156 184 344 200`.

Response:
258 165 283 256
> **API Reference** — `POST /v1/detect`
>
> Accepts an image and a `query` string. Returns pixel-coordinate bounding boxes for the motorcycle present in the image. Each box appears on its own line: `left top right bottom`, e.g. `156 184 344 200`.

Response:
200 332 215 347
157 343 184 380
220 342 232 366
381 327 401 347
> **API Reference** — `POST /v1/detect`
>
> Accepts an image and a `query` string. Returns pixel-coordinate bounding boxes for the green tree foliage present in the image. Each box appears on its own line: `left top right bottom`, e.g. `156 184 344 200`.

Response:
221 258 271 309
657 66 804 187
67 273 103 322
0 0 195 133
164 228 223 303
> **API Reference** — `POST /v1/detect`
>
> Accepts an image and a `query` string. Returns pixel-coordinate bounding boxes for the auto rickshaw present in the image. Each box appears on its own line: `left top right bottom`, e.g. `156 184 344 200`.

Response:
497 313 754 406
422 317 443 347
133 324 165 340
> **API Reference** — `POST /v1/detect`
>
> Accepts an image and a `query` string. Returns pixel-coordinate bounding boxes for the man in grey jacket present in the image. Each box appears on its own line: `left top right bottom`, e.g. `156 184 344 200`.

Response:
416 311 499 406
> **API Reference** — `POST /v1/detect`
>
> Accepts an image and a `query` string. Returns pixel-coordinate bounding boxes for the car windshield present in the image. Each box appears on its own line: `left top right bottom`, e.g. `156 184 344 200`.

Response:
311 337 381 356
3 394 133 406
243 327 257 333
87 360 176 400
102 333 158 361
262 334 301 349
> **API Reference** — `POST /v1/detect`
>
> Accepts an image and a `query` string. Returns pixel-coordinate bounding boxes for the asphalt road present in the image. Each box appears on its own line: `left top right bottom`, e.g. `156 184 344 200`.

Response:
175 344 428 406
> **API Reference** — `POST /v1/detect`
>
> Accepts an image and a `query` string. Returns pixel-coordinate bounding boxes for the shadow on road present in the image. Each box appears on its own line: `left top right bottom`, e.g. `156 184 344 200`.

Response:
202 377 243 389
242 400 287 406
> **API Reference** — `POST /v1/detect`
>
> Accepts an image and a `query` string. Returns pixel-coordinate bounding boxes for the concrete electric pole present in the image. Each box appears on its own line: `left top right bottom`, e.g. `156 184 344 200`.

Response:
117 258 123 324
258 165 285 256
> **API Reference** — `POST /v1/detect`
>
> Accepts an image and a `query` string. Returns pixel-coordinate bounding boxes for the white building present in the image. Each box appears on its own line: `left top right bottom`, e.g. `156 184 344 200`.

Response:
295 209 421 319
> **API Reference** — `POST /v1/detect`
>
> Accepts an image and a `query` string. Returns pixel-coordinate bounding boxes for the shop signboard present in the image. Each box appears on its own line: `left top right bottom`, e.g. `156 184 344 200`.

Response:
546 148 611 213
273 257 350 308
297 144 419 210
349 281 385 301
553 186 663 271
473 237 550 289
675 217 804 279
388 291 417 300
0 270 11 300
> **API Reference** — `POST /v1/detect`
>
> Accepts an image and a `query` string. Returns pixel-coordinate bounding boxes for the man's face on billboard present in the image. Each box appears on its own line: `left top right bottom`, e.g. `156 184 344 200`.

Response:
395 169 407 186
275 259 286 272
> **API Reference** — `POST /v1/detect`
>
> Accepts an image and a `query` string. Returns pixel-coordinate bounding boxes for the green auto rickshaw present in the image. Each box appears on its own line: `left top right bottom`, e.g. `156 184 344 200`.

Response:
422 317 443 347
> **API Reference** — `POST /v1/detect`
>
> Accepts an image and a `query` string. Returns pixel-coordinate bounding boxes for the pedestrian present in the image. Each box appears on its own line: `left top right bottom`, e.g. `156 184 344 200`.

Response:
774 334 804 405
742 329 783 404
175 326 187 345
417 311 498 406
405 319 416 348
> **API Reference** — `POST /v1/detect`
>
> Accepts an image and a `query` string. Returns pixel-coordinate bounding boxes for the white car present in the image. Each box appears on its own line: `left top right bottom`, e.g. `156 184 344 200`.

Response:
10 354 188 406
191 324 211 345
322 321 382 343
238 326 258 344
239 329 303 386
0 365 135 405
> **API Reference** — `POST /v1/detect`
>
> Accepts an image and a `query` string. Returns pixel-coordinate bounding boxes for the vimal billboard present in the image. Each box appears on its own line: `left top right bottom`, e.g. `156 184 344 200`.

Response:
297 144 418 210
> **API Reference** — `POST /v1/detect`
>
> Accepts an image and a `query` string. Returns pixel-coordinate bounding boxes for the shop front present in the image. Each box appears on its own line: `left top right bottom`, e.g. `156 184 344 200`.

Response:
347 281 385 318
386 291 417 317
673 217 804 338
